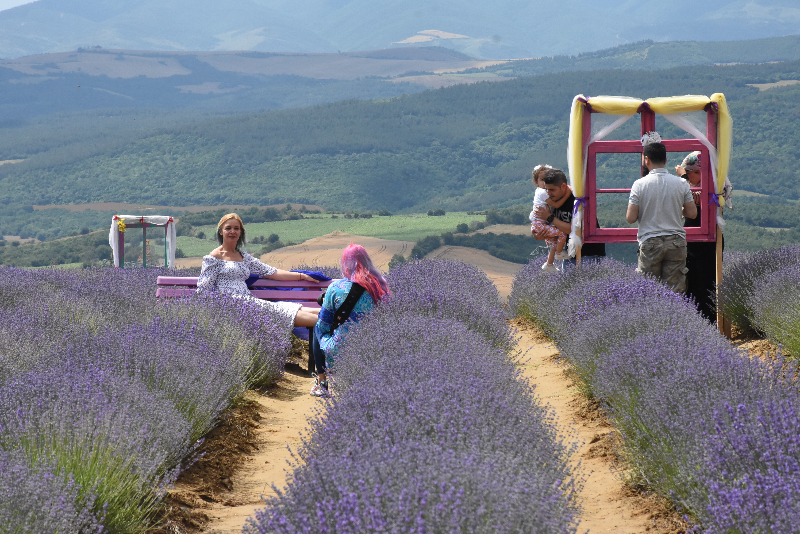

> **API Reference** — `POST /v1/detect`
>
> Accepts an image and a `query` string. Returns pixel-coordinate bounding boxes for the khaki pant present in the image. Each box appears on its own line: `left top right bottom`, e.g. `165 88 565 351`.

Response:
637 234 688 292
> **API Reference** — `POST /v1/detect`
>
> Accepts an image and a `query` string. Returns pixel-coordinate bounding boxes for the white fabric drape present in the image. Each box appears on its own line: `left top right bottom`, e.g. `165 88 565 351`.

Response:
662 112 734 227
109 215 176 268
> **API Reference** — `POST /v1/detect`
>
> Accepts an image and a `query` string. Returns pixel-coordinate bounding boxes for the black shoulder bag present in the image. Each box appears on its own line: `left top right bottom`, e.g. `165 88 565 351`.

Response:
330 282 366 330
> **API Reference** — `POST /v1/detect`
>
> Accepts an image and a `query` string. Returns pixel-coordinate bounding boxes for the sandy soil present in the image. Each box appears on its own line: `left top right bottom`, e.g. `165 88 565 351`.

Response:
201 371 319 533
512 319 687 533
260 232 415 272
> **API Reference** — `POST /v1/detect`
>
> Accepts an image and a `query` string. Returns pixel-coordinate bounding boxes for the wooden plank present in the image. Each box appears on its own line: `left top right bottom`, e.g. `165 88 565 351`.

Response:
156 287 196 297
157 276 199 286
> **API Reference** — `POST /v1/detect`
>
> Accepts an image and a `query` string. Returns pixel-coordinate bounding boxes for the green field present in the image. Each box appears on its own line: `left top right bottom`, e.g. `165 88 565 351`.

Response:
176 212 483 257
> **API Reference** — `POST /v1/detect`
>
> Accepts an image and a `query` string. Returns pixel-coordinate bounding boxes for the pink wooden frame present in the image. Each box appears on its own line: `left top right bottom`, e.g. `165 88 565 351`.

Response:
582 108 718 243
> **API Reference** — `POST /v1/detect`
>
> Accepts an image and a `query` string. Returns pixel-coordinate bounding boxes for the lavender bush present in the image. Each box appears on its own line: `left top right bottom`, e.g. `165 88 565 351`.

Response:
385 259 512 349
702 400 800 533
716 245 800 332
0 265 296 532
747 263 800 356
246 316 581 534
510 256 800 531
0 449 103 534
0 362 193 532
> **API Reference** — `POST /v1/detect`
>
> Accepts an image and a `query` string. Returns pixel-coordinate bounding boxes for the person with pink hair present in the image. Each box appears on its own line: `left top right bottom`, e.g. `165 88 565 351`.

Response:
310 243 390 396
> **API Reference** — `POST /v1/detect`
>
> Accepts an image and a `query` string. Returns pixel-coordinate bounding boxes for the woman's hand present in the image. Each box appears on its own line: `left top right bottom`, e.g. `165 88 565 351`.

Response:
299 273 320 283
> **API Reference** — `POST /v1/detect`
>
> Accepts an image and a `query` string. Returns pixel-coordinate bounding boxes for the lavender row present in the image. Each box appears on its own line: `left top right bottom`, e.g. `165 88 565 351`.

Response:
0 266 293 532
716 245 800 334
747 262 800 356
245 259 580 534
509 258 800 532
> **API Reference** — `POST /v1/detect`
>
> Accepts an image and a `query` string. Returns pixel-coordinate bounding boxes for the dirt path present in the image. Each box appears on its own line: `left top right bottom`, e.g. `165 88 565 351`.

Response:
197 323 682 533
512 319 684 533
189 248 683 533
200 369 320 533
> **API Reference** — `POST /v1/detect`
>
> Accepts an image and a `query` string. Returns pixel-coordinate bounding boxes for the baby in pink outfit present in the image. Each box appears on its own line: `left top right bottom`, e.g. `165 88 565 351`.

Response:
529 165 569 272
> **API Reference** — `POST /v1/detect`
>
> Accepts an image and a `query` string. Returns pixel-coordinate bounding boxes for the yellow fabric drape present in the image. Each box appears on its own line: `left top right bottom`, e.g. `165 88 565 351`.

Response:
711 93 732 195
567 93 731 196
567 96 586 199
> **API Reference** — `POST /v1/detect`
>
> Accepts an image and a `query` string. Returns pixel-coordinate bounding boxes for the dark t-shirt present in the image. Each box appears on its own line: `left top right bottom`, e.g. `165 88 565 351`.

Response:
551 193 606 257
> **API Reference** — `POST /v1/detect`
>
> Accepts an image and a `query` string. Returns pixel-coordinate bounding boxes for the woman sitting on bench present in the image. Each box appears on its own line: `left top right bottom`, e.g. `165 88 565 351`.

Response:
310 243 390 397
196 213 321 328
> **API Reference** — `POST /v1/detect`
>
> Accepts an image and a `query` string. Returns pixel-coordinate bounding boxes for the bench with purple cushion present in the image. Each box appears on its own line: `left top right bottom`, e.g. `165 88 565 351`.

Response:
156 276 332 373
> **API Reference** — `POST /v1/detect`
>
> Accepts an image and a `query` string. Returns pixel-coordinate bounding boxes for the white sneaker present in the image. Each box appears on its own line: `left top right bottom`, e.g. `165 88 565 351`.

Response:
541 262 558 273
310 379 329 397
554 251 570 260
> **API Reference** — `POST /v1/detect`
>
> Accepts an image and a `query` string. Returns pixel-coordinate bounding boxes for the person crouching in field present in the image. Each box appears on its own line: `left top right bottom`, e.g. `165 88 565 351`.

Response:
529 164 571 273
309 243 390 397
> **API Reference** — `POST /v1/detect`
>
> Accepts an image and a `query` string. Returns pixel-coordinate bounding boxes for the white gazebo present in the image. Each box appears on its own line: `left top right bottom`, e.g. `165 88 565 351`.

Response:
108 215 177 268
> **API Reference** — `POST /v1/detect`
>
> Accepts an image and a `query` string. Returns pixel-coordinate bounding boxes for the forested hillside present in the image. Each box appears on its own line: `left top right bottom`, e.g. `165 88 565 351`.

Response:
2 58 799 208
2 51 800 254
471 36 800 77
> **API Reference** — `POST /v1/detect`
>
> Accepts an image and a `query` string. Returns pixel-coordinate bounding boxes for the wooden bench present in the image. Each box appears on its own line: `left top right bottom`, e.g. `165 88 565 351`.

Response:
156 276 332 373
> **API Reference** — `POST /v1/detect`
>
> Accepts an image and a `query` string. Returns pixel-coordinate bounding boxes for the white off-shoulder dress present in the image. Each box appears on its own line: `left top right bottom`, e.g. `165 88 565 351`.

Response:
196 251 302 328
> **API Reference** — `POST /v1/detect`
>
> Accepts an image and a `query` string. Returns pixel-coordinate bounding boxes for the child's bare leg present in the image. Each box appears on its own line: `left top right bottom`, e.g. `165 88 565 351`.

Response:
546 246 556 265
554 236 565 254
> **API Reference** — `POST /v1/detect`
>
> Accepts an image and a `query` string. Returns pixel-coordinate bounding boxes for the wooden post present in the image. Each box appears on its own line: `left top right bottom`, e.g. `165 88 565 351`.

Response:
118 228 124 268
164 226 168 268
142 224 147 268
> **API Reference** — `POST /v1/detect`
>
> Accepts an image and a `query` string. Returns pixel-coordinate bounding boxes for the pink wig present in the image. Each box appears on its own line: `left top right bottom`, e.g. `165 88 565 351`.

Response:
340 243 390 303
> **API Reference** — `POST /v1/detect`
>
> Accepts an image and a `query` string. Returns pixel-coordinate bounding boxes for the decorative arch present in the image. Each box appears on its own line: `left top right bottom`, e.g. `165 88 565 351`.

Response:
566 94 732 245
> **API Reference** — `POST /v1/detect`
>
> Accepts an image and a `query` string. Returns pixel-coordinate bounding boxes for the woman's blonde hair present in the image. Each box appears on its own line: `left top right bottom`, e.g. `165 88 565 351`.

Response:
217 213 246 250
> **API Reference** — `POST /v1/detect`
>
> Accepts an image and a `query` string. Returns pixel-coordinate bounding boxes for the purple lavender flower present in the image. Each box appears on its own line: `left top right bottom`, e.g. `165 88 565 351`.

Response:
717 245 800 332
385 259 512 349
0 265 295 532
0 449 103 533
510 254 800 530
245 312 581 533
747 263 800 356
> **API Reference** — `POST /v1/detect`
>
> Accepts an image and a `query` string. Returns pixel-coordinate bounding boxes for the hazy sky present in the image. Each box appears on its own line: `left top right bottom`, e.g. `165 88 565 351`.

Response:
0 0 35 12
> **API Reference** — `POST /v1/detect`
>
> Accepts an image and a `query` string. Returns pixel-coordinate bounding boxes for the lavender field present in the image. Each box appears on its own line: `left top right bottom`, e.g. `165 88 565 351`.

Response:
4 251 797 533
245 259 582 534
509 256 800 532
0 267 294 532
717 245 800 356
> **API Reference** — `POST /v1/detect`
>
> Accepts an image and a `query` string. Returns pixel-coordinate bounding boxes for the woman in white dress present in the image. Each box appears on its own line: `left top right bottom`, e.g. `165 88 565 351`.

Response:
195 213 320 328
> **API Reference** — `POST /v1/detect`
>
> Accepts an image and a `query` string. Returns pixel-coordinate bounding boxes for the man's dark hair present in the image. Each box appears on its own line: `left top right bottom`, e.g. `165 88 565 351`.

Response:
542 168 568 186
643 142 667 165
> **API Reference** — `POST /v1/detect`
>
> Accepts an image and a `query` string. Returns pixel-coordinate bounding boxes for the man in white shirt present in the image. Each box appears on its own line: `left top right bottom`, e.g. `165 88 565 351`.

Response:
626 132 697 292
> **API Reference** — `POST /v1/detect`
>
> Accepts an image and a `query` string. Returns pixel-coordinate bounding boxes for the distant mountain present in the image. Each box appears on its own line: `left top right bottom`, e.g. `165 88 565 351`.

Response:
1 0 800 59
3 36 800 122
